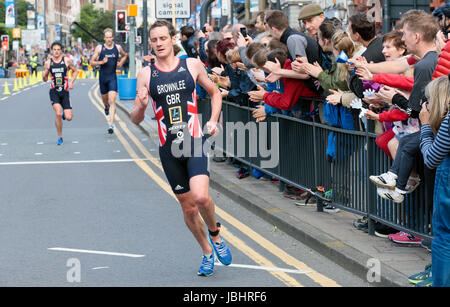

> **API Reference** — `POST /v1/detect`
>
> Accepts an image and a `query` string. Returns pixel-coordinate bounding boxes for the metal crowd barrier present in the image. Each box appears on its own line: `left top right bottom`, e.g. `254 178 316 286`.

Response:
198 98 433 241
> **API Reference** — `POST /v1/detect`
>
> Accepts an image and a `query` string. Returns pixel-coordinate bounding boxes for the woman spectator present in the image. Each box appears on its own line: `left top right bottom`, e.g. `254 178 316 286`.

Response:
419 75 450 287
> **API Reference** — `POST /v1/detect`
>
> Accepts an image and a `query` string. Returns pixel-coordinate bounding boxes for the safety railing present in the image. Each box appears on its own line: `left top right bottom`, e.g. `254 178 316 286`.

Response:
198 99 433 240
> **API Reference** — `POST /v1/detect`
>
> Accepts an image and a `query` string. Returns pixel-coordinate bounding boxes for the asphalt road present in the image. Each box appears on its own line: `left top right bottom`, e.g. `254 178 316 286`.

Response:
0 79 368 287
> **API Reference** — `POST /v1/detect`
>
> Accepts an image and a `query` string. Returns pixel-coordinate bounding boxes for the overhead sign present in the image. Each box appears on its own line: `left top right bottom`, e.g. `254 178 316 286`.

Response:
5 0 15 28
21 29 41 47
156 0 190 19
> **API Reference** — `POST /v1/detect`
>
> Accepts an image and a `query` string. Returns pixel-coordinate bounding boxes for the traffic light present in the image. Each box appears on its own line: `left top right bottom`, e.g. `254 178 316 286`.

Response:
1 35 9 45
116 10 127 33
1 35 9 51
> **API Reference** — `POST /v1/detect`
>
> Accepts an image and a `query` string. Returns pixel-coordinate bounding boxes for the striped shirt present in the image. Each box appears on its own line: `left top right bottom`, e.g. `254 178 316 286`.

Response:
420 114 450 169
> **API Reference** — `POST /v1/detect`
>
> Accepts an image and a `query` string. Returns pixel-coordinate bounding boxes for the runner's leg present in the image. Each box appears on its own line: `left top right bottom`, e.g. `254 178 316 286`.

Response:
189 175 221 244
52 103 63 138
108 90 117 126
176 191 214 256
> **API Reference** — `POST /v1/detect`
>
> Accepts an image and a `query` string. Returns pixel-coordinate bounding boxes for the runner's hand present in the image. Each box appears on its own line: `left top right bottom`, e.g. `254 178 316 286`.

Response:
206 121 219 136
138 87 149 106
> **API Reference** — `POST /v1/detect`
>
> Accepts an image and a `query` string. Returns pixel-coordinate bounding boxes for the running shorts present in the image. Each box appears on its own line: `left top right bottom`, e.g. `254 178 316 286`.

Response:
159 136 210 194
50 89 71 110
99 77 118 95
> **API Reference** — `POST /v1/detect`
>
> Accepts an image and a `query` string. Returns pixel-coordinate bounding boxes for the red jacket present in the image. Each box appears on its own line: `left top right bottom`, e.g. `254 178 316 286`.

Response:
378 109 409 123
263 59 318 110
372 73 414 91
433 40 450 79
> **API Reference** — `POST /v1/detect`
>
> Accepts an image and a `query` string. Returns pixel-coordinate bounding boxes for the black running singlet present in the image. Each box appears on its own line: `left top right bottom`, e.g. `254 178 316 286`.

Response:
149 58 203 148
49 57 69 92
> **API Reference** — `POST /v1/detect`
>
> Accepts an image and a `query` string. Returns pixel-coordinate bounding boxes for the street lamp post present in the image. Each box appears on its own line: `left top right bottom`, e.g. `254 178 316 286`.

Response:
129 1 136 79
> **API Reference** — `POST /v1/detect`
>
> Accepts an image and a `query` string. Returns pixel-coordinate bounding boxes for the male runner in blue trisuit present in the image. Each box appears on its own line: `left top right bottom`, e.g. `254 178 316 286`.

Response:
90 28 128 134
131 20 232 277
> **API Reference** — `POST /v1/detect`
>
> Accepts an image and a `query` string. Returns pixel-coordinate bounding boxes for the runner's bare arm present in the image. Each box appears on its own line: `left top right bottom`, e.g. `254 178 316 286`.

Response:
190 58 222 135
117 45 128 68
42 60 51 82
66 58 79 85
131 66 151 125
90 45 106 66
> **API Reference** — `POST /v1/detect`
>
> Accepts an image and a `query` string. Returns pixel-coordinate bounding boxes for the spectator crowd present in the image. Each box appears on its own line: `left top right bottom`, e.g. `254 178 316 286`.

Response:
164 3 450 287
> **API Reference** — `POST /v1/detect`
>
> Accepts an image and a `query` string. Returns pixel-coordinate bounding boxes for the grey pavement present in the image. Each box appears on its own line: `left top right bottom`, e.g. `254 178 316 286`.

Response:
117 97 431 287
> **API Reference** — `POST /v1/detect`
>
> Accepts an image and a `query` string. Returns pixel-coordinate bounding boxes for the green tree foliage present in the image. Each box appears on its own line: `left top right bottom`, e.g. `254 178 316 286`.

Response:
72 3 114 44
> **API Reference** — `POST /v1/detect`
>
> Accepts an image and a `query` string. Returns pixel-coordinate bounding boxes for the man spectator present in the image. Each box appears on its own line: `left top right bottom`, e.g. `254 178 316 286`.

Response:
180 25 198 58
347 13 385 98
298 3 326 41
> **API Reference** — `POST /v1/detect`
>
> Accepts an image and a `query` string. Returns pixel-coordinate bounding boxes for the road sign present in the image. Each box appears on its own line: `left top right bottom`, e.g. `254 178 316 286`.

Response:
156 0 190 19
12 28 21 39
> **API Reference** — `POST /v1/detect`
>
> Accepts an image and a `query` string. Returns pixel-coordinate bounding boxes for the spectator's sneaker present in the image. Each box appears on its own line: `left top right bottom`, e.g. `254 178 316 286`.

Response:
408 265 432 285
377 187 404 203
370 172 397 189
323 204 340 213
415 274 432 287
197 253 214 277
388 231 422 245
353 218 369 232
374 223 398 238
108 125 114 134
56 137 63 145
209 235 232 266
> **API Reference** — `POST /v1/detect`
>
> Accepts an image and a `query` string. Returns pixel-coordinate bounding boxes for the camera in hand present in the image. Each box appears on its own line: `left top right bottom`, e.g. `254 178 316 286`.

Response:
240 27 247 37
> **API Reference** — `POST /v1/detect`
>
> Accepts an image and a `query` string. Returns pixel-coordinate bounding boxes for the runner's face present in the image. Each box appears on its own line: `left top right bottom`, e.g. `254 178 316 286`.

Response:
150 26 175 59
104 31 114 45
52 45 62 58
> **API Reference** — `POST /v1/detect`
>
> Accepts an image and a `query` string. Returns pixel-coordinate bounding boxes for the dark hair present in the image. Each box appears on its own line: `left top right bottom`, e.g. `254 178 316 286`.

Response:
246 42 264 60
265 10 289 31
267 39 288 52
180 25 195 38
149 20 177 38
349 13 375 41
319 17 343 40
51 41 62 50
382 31 407 54
206 39 221 68
215 38 236 58
267 48 288 67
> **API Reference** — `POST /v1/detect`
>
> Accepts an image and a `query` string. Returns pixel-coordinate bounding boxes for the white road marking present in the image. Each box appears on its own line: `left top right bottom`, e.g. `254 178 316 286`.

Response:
0 158 149 166
73 152 81 154
48 247 145 258
92 267 110 270
215 263 311 275
37 142 44 145
34 153 43 156
72 141 79 144
1 143 8 146
1 97 8 100
113 150 121 153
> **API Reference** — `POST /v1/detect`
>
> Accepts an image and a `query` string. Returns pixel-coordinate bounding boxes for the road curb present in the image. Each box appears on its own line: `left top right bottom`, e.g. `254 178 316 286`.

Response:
116 100 410 287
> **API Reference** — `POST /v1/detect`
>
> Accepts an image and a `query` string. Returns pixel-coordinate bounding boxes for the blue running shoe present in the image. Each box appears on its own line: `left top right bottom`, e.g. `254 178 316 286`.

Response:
56 137 63 145
108 125 114 134
104 107 109 116
197 253 214 277
208 223 232 266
